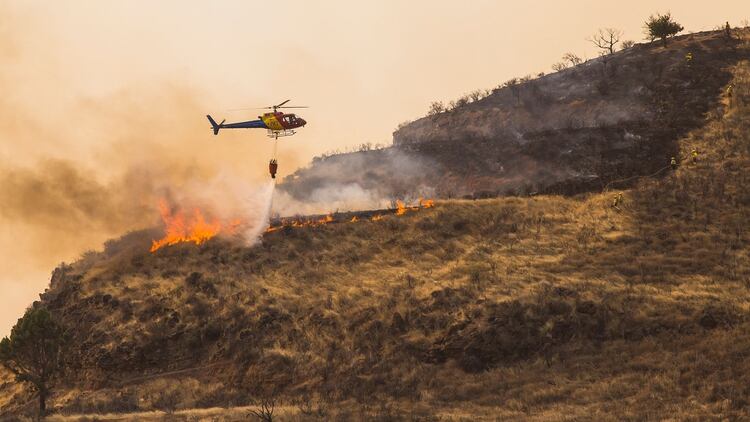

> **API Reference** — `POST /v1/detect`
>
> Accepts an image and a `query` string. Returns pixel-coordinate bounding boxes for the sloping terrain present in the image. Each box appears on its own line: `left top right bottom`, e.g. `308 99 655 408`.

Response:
2 29 750 421
282 30 748 201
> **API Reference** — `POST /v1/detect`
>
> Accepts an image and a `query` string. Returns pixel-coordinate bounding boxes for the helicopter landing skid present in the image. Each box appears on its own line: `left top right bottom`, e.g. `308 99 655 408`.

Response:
267 129 296 139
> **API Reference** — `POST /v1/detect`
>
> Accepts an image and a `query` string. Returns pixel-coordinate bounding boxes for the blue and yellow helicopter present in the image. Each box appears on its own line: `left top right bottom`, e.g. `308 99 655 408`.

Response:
206 99 307 139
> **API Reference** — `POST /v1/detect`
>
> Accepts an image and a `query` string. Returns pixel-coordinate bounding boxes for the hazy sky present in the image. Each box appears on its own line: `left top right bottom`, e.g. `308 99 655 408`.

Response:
1 1 748 335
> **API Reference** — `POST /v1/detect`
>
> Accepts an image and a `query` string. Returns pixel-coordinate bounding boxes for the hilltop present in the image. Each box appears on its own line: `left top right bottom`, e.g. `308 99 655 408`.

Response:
1 28 750 420
282 30 746 201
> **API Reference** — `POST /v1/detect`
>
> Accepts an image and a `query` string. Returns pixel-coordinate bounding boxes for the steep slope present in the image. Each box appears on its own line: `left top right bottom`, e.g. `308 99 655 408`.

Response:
282 30 747 202
2 30 750 421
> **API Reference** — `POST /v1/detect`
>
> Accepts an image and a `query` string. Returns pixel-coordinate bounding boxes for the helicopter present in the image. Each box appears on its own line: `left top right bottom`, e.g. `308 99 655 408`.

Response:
206 99 307 139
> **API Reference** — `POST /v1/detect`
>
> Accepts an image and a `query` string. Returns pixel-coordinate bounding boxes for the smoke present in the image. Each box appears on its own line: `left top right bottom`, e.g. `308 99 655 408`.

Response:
272 182 391 216
274 147 439 216
176 174 276 243
0 6 281 335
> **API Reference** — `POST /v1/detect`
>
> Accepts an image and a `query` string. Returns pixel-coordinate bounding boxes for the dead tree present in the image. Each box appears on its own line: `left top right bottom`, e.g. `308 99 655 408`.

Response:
588 28 623 55
562 52 583 66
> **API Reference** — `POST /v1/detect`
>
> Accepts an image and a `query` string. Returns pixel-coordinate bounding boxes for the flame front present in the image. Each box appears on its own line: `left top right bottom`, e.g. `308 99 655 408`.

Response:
150 200 224 252
395 200 407 216
419 198 435 208
265 199 436 233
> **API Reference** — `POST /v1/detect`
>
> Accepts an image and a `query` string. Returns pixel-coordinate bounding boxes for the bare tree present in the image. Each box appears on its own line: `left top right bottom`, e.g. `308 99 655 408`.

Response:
427 101 445 116
552 62 568 72
588 28 623 55
468 89 484 102
562 52 582 66
249 398 276 422
621 40 636 49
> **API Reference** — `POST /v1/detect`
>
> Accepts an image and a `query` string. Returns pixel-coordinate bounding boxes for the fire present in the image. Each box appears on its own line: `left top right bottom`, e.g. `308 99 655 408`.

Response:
395 200 407 216
265 199 436 233
419 198 435 208
265 214 335 233
150 200 235 252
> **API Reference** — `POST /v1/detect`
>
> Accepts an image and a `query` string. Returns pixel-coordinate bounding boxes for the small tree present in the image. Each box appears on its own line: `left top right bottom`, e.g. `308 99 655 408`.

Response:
0 308 66 417
588 28 623 55
503 78 521 104
645 12 684 46
427 101 445 116
468 89 483 102
621 40 636 50
562 52 582 66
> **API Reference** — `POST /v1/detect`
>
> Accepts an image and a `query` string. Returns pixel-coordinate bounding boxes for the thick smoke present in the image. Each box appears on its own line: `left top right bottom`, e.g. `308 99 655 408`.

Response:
0 11 281 335
274 147 439 216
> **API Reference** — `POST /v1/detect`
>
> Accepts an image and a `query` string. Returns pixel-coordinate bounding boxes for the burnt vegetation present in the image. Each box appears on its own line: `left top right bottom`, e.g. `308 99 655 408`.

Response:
283 29 750 204
2 27 750 420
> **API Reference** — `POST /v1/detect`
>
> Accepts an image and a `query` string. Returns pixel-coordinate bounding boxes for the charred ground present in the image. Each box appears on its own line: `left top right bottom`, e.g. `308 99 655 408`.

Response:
2 29 750 421
282 30 747 201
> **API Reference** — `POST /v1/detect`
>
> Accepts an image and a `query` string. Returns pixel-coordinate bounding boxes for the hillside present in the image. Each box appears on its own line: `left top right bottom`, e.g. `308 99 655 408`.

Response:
282 30 748 202
2 29 750 421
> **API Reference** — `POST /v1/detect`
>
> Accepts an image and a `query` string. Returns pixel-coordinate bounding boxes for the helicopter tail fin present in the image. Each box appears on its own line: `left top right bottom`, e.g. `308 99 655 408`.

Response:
206 115 224 135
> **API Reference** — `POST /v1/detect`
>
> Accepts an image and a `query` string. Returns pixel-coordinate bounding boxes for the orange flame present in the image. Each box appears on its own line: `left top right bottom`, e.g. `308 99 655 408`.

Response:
265 199 435 233
419 198 435 208
265 214 335 233
150 200 228 252
395 200 407 216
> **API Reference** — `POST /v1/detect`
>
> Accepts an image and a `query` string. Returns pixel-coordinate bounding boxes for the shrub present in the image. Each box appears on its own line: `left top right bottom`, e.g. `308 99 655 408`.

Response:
645 12 684 46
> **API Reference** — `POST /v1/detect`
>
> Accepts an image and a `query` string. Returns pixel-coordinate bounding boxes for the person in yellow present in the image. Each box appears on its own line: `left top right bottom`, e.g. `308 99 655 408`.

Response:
670 157 678 170
611 192 624 210
691 148 699 164
727 84 734 107
685 52 693 63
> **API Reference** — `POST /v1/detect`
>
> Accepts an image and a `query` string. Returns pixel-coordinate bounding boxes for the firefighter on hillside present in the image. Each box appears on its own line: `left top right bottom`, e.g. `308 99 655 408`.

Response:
670 157 678 171
727 83 734 107
612 192 624 210
691 148 699 164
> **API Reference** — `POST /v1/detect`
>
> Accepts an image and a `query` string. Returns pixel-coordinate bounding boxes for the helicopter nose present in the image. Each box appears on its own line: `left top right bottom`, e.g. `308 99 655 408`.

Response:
299 119 307 127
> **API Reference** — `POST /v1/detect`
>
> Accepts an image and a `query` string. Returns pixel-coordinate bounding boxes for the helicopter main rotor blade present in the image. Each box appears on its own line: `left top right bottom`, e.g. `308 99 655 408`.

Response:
225 101 308 112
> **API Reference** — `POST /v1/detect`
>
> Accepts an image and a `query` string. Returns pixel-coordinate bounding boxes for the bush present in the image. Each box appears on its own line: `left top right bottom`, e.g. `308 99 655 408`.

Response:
427 101 445 116
645 12 684 46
